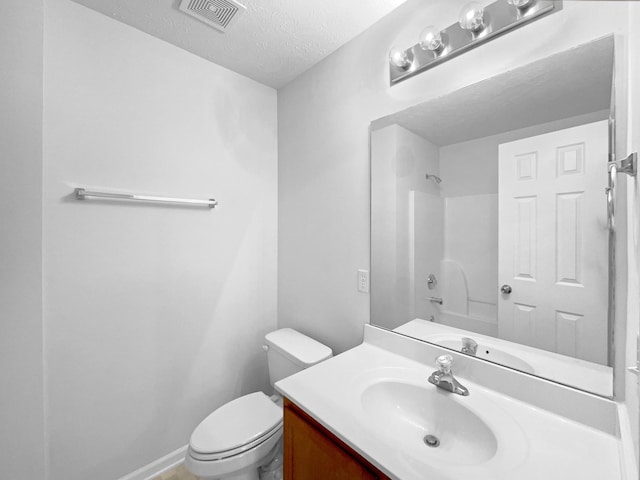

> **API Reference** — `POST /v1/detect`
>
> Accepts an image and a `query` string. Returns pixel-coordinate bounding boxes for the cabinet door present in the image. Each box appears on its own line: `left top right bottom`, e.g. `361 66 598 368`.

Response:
283 400 386 480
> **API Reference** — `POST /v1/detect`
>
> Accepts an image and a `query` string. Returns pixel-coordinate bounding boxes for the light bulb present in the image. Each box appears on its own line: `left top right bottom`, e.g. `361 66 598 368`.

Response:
507 0 533 8
459 2 485 32
418 26 444 52
388 46 413 70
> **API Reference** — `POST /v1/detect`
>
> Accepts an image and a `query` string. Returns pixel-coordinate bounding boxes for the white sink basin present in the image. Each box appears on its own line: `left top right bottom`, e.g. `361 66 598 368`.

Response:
361 380 497 465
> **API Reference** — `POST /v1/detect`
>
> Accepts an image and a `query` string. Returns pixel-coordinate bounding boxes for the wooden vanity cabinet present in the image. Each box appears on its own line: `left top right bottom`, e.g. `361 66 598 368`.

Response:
283 398 390 480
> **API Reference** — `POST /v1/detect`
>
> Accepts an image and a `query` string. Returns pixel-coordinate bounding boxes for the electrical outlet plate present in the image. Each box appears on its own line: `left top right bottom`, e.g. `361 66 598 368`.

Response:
358 269 369 294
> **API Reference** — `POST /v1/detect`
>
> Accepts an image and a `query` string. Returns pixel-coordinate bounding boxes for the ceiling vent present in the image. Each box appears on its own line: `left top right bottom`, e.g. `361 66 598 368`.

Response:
178 0 246 33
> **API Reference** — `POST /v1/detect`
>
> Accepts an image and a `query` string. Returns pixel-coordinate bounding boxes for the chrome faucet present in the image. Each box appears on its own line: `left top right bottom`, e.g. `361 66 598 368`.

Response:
461 337 478 356
428 354 469 396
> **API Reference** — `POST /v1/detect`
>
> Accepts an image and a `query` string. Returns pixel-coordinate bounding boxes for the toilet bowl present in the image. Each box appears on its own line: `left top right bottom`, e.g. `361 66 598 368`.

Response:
186 392 282 480
185 328 332 480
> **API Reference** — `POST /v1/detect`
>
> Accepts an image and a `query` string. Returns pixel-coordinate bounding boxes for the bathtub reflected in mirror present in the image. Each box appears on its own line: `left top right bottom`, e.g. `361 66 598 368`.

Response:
370 36 616 396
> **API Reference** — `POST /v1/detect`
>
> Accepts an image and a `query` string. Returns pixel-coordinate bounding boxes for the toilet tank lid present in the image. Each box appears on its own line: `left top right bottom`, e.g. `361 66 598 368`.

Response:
265 328 332 367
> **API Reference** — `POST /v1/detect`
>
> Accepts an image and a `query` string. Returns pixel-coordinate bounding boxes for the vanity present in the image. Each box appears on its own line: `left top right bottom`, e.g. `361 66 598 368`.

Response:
283 398 389 479
277 325 626 480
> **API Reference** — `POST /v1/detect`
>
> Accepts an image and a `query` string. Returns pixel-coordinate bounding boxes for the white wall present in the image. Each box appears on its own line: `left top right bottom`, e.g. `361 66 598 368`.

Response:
278 0 632 355
370 126 399 325
0 1 47 478
42 1 277 479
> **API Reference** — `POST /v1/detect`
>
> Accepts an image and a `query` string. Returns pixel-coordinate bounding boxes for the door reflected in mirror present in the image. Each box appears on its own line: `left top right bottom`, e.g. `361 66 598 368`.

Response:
370 36 615 396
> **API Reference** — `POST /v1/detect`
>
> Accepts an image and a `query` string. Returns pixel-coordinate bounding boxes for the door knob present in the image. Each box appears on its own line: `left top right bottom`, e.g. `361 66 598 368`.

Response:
500 284 512 294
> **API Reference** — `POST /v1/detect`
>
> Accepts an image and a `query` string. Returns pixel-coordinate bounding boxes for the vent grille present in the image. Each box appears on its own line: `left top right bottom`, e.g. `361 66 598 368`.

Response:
179 0 246 32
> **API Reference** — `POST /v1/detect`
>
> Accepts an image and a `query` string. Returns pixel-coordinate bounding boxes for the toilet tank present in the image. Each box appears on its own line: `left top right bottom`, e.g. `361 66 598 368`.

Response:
264 328 333 386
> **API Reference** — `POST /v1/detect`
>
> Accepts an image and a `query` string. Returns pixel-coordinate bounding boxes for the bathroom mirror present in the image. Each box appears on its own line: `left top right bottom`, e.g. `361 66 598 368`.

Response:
370 36 616 397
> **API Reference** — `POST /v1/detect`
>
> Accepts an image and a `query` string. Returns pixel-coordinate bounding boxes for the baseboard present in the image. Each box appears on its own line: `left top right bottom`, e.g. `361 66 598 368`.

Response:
118 445 188 480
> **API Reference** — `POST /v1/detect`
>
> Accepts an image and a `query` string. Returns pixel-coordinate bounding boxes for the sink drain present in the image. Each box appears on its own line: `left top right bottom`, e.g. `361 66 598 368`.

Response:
423 434 440 447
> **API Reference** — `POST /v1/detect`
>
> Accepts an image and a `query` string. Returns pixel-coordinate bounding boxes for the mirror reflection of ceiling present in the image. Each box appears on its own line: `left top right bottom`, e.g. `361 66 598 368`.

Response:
70 0 409 88
373 36 613 146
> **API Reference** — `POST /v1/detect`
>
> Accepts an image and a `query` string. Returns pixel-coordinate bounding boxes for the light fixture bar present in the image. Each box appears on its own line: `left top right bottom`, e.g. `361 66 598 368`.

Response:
390 0 561 85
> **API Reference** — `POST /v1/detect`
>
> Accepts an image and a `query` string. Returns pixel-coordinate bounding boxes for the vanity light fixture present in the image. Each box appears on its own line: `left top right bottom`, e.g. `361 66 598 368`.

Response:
458 2 486 32
389 0 561 85
418 26 444 52
388 46 413 70
507 0 534 9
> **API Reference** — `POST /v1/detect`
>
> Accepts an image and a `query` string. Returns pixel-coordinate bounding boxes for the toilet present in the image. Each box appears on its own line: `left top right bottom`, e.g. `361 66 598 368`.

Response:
184 328 333 480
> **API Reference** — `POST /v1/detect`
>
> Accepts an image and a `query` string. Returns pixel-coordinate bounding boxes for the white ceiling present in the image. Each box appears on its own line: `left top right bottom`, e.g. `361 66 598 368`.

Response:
71 0 408 88
372 36 614 146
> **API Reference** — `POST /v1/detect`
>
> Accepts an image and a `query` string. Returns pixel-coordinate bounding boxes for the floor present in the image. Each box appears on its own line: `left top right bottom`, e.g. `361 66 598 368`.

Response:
152 464 200 480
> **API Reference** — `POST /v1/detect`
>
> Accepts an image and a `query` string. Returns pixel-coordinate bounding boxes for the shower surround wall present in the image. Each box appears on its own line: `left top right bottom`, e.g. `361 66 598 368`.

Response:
42 1 277 479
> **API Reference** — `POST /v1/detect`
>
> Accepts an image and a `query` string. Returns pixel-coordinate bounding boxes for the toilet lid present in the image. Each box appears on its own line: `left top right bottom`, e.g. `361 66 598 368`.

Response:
190 392 282 456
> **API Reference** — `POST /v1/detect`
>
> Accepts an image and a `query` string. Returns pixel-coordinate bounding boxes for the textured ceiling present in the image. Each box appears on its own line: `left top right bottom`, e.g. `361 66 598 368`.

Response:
71 0 408 88
372 36 614 146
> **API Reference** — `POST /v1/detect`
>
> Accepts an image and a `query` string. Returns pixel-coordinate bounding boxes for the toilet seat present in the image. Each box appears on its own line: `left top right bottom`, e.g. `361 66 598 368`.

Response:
189 392 282 461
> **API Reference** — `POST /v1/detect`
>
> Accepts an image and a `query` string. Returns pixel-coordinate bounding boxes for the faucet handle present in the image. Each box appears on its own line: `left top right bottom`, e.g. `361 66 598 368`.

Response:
461 337 478 355
435 354 453 373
